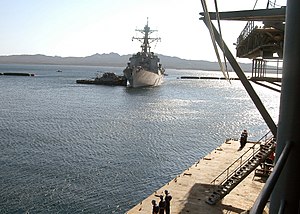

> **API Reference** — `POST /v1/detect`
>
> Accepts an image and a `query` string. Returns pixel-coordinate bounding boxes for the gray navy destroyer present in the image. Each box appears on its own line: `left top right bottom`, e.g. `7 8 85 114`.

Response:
123 19 165 87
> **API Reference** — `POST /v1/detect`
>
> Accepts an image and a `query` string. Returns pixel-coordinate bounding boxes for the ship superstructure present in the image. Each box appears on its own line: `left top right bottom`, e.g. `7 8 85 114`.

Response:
123 19 165 87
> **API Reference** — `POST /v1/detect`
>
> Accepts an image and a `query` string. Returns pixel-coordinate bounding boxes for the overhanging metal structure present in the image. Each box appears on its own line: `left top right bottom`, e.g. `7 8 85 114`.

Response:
200 2 300 213
200 7 285 22
199 15 278 137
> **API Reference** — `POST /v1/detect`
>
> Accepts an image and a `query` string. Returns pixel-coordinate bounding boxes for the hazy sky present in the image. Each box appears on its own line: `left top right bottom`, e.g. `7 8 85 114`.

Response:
0 0 286 62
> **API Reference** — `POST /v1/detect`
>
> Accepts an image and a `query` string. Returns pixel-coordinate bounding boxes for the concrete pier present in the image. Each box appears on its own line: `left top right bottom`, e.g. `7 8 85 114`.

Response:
126 140 268 214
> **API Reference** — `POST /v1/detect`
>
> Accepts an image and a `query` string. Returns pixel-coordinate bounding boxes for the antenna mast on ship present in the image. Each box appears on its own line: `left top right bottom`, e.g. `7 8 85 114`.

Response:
132 18 161 53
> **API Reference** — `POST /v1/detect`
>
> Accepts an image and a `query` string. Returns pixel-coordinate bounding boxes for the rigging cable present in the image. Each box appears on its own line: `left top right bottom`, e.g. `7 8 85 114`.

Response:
200 0 230 82
214 0 230 82
253 0 259 9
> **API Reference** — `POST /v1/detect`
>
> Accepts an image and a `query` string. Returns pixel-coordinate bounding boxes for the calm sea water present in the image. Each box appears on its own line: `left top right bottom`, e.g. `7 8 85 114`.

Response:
0 64 280 213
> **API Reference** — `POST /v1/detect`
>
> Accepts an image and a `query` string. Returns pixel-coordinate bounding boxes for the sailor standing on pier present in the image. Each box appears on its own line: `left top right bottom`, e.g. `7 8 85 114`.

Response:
239 129 248 150
164 190 172 214
152 200 159 214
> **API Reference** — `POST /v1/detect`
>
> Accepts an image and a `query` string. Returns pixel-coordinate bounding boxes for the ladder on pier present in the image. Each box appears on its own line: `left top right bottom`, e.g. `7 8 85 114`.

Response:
206 136 276 205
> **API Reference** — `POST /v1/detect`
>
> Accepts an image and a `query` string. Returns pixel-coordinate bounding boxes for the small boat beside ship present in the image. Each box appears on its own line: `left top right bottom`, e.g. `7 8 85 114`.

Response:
123 19 165 87
76 72 127 86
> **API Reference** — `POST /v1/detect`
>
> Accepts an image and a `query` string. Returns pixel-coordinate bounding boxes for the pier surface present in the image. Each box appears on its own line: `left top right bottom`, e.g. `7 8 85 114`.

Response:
126 140 268 214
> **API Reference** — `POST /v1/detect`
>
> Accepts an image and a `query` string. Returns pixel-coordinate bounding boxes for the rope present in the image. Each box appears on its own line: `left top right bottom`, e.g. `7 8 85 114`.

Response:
200 0 230 82
253 0 259 9
214 0 230 82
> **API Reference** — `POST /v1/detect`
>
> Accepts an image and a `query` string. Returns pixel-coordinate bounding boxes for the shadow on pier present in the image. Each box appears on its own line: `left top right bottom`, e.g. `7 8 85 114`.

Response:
179 183 245 214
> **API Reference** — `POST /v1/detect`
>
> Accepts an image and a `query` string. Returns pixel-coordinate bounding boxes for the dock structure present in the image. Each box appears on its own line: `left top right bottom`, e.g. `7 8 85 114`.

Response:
126 139 271 214
200 6 284 93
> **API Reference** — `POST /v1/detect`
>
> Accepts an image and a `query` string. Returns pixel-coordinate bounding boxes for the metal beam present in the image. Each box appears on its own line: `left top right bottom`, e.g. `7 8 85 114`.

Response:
270 0 300 212
200 7 286 22
250 80 281 93
202 19 277 136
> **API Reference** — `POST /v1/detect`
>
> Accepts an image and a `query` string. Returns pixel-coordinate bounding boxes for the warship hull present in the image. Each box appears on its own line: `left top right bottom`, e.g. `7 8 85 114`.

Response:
124 67 163 87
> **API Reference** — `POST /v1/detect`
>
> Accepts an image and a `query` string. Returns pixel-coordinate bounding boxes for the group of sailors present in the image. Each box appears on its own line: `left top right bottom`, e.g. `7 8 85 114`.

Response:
152 190 172 214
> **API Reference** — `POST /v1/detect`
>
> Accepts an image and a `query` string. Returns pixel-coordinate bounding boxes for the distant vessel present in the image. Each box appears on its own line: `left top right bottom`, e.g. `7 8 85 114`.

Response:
76 72 127 86
123 19 165 87
0 72 34 76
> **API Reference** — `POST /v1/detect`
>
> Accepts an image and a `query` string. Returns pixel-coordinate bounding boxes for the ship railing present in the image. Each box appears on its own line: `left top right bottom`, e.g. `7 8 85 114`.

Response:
251 58 283 79
250 140 293 214
236 21 257 46
211 130 273 185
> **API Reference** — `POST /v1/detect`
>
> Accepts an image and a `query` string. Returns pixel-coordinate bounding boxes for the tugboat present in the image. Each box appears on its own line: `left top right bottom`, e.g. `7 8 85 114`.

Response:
76 72 127 86
123 18 165 87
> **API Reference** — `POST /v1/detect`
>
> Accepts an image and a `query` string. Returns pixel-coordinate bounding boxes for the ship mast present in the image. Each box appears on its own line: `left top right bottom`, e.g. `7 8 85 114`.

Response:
132 18 161 53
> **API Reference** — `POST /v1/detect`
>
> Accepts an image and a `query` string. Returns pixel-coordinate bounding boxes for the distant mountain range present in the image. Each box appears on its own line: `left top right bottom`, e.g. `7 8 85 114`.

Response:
0 53 252 71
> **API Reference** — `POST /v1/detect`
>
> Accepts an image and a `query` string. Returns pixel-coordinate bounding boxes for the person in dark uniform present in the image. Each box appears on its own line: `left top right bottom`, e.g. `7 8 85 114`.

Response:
239 129 248 150
152 200 159 214
164 190 172 214
158 195 166 214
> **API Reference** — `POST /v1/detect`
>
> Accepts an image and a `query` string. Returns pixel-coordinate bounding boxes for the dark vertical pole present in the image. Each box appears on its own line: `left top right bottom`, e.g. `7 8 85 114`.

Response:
252 60 254 77
263 61 267 77
270 0 300 213
258 60 260 77
202 19 277 136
